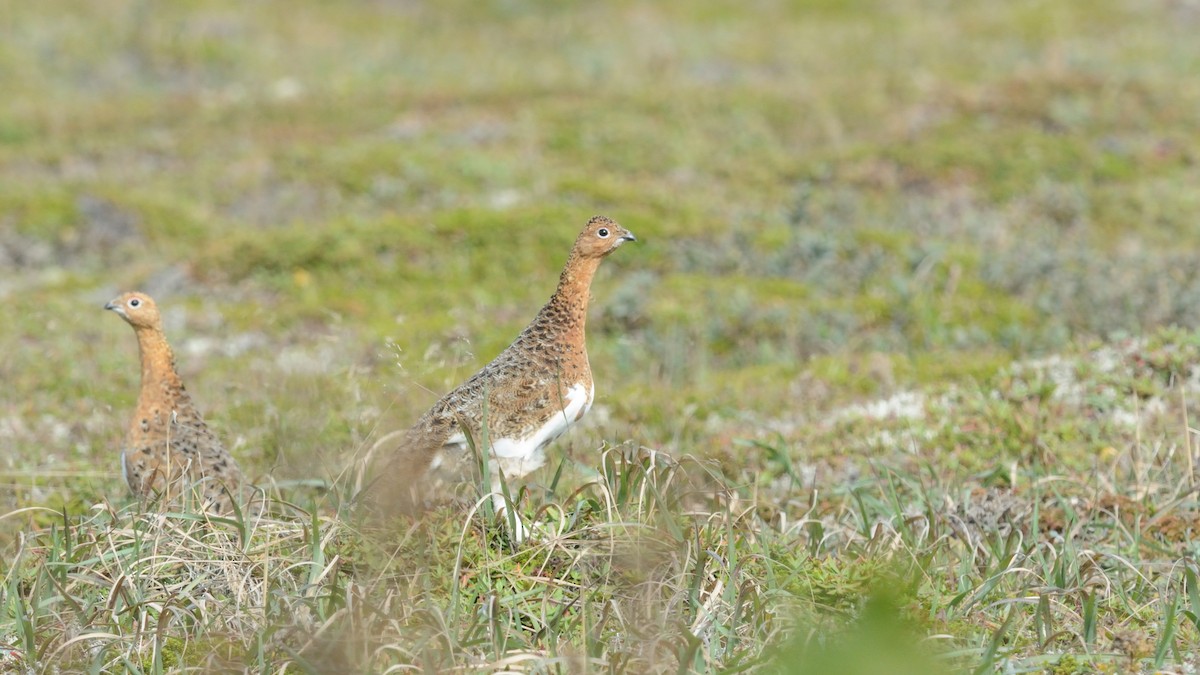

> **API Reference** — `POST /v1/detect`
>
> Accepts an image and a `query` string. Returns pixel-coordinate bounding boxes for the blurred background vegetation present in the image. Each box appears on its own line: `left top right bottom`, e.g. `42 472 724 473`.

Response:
3 0 1196 500
2 0 1199 670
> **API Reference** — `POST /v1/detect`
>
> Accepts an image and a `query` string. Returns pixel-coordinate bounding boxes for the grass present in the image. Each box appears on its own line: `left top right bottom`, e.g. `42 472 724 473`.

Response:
3 0 1200 671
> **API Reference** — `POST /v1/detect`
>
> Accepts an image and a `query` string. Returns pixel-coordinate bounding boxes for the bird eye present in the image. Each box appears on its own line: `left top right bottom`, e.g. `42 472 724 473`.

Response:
129 298 141 308
598 228 610 238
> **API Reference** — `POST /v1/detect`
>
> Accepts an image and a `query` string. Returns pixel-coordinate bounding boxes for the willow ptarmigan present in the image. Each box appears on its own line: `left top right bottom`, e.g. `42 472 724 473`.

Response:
106 292 246 515
385 215 636 535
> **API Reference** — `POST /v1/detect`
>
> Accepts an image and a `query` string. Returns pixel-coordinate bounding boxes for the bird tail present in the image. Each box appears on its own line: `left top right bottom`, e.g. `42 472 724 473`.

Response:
353 426 443 518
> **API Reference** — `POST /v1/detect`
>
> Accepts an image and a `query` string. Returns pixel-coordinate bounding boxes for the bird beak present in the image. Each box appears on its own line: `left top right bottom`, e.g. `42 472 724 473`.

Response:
104 301 116 311
621 231 637 243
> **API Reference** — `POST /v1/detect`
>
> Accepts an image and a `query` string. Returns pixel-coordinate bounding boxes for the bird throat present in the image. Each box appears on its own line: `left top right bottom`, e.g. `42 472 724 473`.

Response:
546 253 603 340
134 327 185 407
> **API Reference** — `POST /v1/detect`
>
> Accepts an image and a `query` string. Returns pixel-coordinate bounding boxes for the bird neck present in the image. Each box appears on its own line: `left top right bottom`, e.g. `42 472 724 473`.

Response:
545 251 602 339
134 327 185 405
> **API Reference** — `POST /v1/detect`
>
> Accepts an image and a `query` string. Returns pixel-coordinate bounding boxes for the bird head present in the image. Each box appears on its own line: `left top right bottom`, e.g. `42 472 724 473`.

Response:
574 215 637 259
105 291 162 330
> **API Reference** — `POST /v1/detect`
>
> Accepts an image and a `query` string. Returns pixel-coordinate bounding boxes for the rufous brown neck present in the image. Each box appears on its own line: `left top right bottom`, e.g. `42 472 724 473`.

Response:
134 326 185 404
546 251 603 341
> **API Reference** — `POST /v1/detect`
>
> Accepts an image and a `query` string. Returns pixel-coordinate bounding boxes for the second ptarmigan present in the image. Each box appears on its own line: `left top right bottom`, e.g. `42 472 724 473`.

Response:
106 292 247 515
381 215 637 538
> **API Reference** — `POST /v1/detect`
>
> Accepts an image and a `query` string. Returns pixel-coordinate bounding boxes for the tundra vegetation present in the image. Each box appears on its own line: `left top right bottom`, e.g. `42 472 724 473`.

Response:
2 0 1199 672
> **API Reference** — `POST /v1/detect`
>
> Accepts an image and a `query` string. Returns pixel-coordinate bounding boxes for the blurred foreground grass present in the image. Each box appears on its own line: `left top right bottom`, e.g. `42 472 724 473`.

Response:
2 0 1200 671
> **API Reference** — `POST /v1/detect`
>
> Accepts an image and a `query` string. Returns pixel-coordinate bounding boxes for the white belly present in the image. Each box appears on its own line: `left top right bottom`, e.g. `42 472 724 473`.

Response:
493 382 591 457
440 382 592 480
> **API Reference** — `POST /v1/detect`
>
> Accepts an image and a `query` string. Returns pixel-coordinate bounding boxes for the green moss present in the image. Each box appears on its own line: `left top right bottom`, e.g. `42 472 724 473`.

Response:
1049 654 1102 675
0 187 78 239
